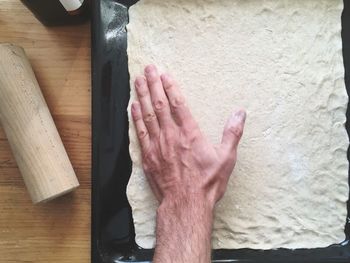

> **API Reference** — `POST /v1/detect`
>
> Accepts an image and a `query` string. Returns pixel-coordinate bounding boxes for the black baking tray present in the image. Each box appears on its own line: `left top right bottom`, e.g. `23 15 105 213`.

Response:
91 0 350 262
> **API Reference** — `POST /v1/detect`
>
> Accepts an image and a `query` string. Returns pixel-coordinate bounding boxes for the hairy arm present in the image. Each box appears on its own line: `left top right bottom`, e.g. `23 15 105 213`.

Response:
154 196 213 262
131 64 246 263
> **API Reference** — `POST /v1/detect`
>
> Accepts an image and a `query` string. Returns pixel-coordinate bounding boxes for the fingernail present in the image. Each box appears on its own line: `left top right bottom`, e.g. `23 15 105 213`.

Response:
131 102 139 112
234 110 246 122
135 76 145 87
145 65 158 80
145 64 156 75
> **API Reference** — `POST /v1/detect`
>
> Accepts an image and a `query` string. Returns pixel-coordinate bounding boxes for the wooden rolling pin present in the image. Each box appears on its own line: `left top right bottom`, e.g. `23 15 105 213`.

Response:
0 43 79 204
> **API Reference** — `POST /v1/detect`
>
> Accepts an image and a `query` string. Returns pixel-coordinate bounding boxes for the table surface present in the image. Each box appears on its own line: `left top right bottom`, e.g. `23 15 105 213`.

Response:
0 1 91 262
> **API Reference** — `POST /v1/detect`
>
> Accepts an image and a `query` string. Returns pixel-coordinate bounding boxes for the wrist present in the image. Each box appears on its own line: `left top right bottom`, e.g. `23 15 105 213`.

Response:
158 192 215 216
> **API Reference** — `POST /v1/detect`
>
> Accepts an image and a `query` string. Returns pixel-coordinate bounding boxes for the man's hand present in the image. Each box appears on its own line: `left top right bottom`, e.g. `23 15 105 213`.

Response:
131 65 246 263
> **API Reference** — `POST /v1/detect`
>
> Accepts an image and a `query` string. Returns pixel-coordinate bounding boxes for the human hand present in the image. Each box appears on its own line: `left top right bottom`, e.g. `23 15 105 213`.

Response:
131 64 246 209
131 64 246 262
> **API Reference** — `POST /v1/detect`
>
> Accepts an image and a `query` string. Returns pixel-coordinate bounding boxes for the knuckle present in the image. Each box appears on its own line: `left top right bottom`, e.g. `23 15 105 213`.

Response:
163 152 176 163
177 129 199 150
142 162 150 174
162 125 177 143
143 148 152 159
138 129 148 139
228 125 243 138
153 99 167 112
170 96 185 108
142 161 156 175
144 112 157 123
163 82 173 91
143 149 157 167
159 145 176 163
186 130 199 143
183 125 200 140
133 114 142 121
136 84 148 98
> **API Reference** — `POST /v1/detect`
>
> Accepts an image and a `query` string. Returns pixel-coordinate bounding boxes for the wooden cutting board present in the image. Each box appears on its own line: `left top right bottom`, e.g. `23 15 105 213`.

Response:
0 1 90 262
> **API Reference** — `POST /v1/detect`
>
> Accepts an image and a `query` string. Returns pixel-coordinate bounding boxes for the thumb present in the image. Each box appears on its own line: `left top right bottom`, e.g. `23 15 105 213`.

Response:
221 109 246 156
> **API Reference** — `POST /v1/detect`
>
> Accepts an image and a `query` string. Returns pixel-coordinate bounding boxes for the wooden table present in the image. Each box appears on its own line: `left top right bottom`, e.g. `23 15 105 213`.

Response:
0 1 91 262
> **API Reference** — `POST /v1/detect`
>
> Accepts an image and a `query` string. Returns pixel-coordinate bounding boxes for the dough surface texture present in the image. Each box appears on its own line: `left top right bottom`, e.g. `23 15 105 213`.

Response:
127 0 349 249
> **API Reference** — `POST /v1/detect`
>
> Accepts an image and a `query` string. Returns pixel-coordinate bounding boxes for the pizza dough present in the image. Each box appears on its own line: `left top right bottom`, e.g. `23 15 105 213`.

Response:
126 0 349 249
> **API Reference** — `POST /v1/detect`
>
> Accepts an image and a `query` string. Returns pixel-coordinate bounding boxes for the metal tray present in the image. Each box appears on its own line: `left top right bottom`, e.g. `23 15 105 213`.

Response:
91 0 350 262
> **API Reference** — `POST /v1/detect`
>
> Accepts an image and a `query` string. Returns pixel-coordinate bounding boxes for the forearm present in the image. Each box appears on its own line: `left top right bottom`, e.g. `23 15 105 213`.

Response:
153 195 214 263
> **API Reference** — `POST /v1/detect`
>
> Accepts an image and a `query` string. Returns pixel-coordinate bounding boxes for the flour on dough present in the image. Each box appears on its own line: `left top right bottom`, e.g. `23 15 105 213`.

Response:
126 0 349 249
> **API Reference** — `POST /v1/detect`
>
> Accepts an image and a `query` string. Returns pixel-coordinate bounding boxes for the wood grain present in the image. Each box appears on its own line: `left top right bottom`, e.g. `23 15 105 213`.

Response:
0 44 80 203
0 0 91 261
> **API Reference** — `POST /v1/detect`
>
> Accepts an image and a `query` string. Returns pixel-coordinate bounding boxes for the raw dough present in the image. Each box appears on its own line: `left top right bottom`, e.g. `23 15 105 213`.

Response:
127 0 349 249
